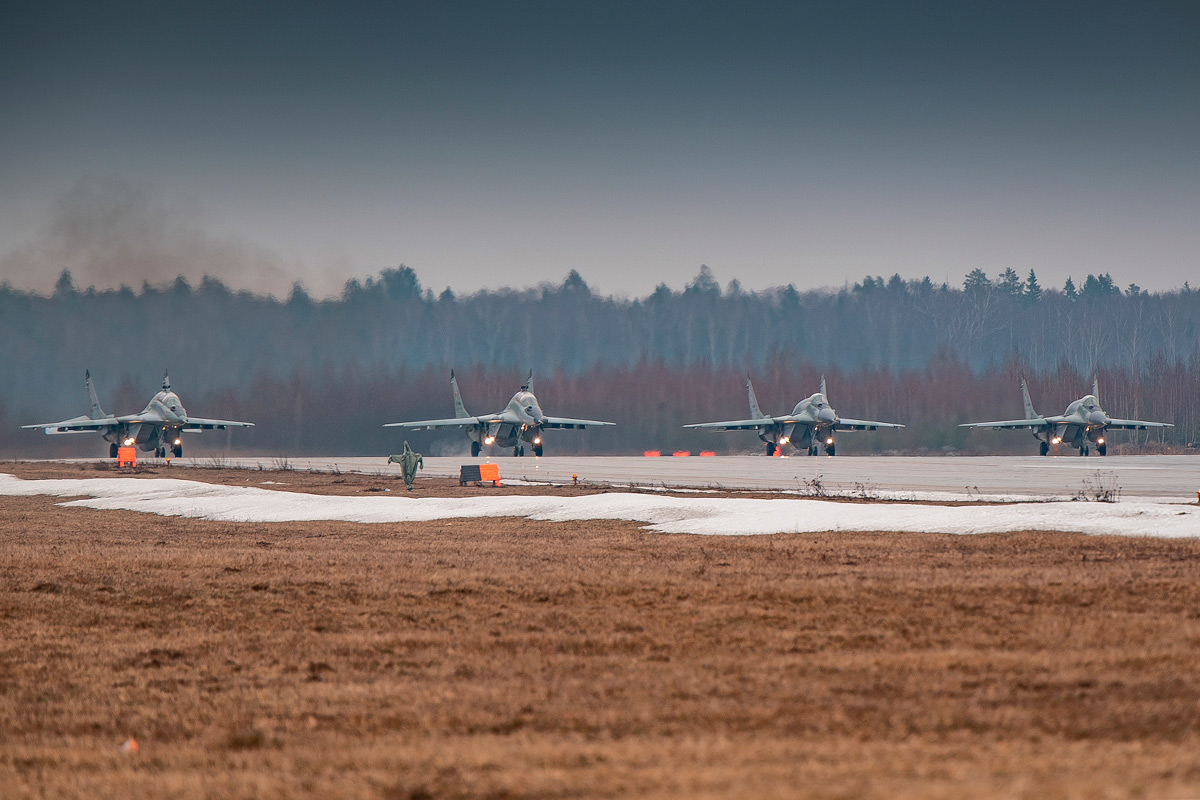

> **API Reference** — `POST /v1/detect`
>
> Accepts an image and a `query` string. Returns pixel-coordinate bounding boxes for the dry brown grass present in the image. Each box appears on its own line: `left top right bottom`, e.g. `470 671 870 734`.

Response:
3 466 1200 799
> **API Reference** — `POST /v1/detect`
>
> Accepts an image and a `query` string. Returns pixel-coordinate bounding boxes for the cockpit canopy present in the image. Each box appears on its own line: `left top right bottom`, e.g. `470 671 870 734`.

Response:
155 391 185 415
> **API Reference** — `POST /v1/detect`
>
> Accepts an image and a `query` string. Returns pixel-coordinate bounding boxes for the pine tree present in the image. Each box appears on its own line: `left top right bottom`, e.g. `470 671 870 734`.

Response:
963 268 990 295
1064 276 1077 300
1023 269 1042 305
685 265 719 294
997 268 1022 298
53 269 76 297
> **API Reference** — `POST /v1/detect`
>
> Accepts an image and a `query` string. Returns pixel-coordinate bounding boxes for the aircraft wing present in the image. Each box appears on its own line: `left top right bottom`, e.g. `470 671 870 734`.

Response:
539 416 615 430
21 415 120 433
1105 418 1174 430
834 418 906 431
959 418 1051 429
383 416 492 430
182 417 255 430
683 416 801 431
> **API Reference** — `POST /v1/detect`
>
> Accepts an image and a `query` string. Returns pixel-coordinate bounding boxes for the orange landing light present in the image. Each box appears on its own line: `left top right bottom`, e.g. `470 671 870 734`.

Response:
672 451 691 457
643 450 661 457
699 451 716 457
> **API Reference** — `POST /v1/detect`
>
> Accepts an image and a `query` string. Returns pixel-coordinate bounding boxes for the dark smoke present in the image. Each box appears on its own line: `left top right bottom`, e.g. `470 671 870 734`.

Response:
0 178 293 296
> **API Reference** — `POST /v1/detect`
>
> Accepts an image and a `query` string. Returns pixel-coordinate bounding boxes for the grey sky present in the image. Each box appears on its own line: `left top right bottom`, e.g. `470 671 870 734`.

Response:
1 1 1197 297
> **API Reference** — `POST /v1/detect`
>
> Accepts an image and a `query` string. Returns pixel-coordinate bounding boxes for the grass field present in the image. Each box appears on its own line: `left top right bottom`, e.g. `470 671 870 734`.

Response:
3 464 1200 799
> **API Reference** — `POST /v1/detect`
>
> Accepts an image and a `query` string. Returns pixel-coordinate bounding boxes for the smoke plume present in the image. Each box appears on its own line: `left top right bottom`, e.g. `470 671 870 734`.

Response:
0 178 294 296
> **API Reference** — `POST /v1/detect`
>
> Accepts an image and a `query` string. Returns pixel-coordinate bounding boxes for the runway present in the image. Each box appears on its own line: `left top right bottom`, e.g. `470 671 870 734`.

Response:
219 454 1200 502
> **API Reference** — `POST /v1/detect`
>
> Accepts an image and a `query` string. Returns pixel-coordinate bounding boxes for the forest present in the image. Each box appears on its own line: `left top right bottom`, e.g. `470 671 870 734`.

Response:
2 265 1198 456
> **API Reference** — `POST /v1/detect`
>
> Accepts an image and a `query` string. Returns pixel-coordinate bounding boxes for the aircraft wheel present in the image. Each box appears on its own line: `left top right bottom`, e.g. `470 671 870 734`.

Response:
1039 441 1049 456
173 444 183 458
110 443 119 458
1097 442 1106 456
471 441 481 457
826 442 836 457
1079 446 1087 456
533 443 543 457
765 442 776 456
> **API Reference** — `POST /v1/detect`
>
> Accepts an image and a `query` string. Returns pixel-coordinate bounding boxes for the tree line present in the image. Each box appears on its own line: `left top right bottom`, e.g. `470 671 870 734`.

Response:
2 266 1198 456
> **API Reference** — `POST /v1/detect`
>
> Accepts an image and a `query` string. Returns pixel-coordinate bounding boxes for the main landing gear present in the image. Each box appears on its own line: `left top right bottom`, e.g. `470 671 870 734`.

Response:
110 442 119 458
765 442 777 456
1097 442 1107 456
1039 441 1050 456
533 443 543 457
471 441 481 457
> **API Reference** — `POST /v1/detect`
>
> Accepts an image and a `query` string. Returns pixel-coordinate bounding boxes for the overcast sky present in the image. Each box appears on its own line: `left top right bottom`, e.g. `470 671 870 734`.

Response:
1 1 1197 298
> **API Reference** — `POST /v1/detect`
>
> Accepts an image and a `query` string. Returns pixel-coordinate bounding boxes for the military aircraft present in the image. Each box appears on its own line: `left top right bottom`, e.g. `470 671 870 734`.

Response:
684 376 905 455
384 370 614 456
22 370 254 458
959 376 1172 456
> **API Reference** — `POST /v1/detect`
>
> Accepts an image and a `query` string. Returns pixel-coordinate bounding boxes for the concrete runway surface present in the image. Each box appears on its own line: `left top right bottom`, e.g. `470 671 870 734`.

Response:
217 455 1200 502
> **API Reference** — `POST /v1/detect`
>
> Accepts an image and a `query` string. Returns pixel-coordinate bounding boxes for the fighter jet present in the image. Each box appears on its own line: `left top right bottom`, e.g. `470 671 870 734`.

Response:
384 370 614 456
959 376 1172 456
22 370 254 458
684 376 905 456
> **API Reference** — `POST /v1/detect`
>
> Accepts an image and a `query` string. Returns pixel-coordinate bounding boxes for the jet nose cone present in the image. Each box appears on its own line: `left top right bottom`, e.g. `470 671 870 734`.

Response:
817 408 837 424
1089 410 1109 426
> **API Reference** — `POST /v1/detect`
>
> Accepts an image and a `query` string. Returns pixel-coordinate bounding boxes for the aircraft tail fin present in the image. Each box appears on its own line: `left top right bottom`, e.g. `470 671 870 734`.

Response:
451 370 470 418
85 370 106 420
1020 375 1038 419
1092 375 1100 401
747 376 765 419
162 369 171 391
820 375 828 398
521 369 533 394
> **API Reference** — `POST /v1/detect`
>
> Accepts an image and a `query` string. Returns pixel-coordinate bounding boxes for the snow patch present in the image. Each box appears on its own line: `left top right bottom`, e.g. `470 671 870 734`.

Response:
1 473 1198 538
